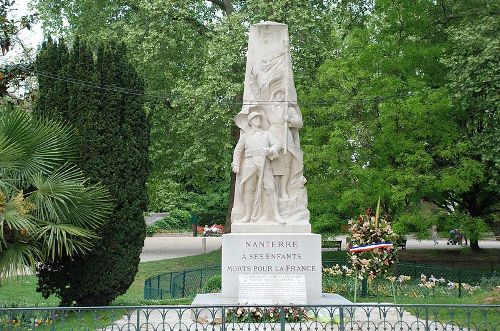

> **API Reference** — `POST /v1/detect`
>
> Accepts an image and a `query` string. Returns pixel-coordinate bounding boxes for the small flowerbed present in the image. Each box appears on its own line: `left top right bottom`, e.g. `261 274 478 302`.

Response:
323 264 488 299
0 311 57 330
226 307 309 323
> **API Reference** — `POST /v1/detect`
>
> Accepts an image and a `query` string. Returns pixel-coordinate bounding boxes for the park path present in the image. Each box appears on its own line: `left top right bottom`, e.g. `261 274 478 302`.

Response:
140 236 221 262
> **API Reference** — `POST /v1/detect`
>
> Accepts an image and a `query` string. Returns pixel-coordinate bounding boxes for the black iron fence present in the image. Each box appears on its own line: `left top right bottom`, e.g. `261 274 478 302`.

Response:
144 266 220 300
145 260 498 300
399 260 500 273
0 304 497 330
323 259 494 284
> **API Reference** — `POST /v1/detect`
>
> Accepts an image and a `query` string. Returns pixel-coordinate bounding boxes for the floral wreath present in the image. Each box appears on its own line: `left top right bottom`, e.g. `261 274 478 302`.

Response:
347 202 398 281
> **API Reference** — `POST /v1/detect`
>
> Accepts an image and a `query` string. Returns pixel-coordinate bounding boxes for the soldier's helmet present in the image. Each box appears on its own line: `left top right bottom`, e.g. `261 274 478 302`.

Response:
248 111 263 122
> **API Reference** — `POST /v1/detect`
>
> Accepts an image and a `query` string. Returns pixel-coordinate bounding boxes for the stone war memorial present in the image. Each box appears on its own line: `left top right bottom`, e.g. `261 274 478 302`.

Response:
193 22 349 307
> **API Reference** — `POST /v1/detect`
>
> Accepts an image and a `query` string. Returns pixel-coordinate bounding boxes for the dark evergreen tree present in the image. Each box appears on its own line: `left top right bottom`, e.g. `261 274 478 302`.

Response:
35 39 150 306
34 37 70 119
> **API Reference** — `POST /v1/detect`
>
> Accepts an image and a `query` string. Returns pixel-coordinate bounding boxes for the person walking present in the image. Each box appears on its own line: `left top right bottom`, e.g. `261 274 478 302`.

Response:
432 225 439 245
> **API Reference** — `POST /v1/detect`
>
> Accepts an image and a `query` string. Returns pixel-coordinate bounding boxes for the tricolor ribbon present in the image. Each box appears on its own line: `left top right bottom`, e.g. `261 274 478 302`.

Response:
349 242 393 253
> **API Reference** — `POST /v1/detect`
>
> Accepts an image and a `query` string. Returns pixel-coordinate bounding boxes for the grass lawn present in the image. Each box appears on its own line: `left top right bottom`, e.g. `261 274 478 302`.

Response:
0 249 222 307
0 248 498 307
323 248 500 272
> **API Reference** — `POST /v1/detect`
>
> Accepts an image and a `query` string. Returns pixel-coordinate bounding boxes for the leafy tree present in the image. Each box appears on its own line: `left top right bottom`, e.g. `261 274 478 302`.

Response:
432 1 500 247
0 107 111 278
302 0 453 233
302 0 499 248
35 39 151 305
0 0 37 104
34 0 337 231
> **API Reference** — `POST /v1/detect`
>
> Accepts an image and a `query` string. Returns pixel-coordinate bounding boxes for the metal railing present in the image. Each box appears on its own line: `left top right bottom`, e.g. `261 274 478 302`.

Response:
324 259 494 283
145 260 497 300
144 266 220 300
0 304 497 330
398 260 500 273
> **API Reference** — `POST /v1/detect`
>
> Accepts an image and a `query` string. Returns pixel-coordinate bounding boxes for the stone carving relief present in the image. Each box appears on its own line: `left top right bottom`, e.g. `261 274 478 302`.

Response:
231 22 310 232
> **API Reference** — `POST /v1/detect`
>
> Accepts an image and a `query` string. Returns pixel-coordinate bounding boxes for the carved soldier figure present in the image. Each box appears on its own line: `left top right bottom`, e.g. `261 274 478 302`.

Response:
232 111 285 224
267 89 303 199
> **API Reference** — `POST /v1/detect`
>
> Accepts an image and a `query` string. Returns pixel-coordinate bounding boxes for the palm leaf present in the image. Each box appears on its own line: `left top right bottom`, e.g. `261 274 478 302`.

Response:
36 223 99 259
0 109 76 185
0 107 112 279
29 165 112 229
0 110 31 178
1 209 37 236
0 242 41 278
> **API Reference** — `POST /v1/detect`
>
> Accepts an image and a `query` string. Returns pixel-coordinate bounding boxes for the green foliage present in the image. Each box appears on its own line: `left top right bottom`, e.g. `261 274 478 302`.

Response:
434 2 500 242
145 225 158 237
154 210 191 231
34 0 337 229
34 39 151 306
301 0 499 246
0 108 112 279
303 0 454 231
201 274 221 294
33 0 499 243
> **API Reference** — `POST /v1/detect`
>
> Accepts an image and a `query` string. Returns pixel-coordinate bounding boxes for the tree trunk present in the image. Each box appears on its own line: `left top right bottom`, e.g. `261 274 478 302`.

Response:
469 239 480 251
208 0 233 15
225 124 240 233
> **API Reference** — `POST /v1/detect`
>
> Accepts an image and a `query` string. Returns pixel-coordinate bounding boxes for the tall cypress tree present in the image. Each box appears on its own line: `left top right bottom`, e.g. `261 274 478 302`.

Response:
36 40 150 306
34 37 70 119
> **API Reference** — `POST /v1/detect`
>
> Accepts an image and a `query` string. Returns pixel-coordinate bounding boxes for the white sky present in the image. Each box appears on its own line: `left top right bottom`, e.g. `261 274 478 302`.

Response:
1 0 43 65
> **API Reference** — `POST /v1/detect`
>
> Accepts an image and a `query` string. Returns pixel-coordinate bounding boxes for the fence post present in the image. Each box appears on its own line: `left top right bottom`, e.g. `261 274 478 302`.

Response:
339 305 345 331
458 270 462 298
169 274 174 297
361 278 368 297
182 271 187 297
157 275 160 299
425 306 429 331
200 268 204 290
136 308 140 331
280 307 285 331
414 261 417 279
491 261 493 276
221 306 226 331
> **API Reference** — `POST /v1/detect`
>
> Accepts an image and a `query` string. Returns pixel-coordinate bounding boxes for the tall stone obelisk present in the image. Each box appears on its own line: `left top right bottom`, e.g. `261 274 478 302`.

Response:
222 22 321 304
193 22 349 307
231 22 310 233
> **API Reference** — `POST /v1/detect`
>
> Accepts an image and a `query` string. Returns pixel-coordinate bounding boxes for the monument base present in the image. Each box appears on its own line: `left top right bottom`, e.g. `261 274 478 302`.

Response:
222 233 321 304
191 293 352 323
192 292 351 306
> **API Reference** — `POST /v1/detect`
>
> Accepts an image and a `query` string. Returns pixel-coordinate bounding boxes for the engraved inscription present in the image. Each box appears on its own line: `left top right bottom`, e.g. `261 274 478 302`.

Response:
238 274 307 305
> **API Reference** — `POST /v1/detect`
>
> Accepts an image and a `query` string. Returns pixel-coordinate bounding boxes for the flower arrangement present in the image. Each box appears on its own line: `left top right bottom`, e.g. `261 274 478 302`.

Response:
347 209 398 281
323 264 353 278
347 199 398 302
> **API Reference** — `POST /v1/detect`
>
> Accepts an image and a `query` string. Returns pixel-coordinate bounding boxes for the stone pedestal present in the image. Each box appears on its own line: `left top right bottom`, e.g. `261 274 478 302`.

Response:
222 233 321 304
